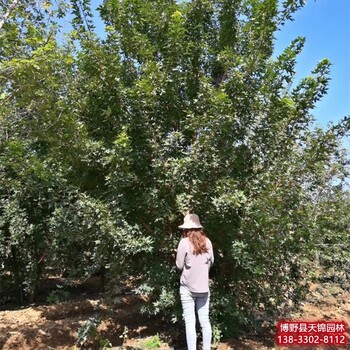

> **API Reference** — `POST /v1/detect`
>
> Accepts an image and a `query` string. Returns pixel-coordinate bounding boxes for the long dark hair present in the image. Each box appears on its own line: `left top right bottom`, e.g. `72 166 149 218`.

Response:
184 229 208 255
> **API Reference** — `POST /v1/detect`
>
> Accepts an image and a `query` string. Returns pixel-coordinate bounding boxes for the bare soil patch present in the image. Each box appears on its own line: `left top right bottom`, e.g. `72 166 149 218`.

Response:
0 279 349 350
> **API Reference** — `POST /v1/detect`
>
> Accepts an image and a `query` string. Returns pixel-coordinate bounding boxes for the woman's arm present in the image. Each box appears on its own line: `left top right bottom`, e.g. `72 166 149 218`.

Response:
208 239 214 267
176 239 186 271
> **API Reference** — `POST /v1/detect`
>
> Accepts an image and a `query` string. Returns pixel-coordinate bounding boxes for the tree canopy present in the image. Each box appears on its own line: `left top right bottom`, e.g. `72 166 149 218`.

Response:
0 0 349 337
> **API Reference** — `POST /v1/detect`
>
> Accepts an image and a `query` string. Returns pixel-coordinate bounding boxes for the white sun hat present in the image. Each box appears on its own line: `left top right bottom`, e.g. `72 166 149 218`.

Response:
178 213 203 229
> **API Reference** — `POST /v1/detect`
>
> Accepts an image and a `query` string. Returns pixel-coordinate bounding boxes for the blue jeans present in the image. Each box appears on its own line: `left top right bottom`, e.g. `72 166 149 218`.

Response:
180 286 212 350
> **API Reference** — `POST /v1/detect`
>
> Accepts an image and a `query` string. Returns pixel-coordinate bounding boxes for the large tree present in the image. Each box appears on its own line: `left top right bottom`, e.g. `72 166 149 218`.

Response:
0 0 349 336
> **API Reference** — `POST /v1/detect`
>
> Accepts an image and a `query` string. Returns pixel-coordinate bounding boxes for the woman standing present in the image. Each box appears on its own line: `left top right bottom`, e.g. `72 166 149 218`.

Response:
176 213 214 350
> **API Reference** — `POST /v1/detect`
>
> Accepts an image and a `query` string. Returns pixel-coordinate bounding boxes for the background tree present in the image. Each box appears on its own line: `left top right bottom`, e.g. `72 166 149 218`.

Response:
0 0 74 302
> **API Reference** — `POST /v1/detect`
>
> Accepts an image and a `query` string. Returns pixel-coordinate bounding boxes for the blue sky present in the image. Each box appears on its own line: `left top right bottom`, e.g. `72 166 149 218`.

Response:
274 0 350 129
89 0 350 129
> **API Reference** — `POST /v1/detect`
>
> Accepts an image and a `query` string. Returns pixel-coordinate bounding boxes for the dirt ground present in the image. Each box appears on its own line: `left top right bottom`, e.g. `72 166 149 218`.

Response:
0 279 349 350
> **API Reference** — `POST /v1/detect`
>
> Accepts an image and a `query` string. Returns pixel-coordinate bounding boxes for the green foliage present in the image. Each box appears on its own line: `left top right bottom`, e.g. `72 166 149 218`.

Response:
46 285 71 304
98 338 112 350
140 335 163 350
212 325 223 349
0 0 349 340
311 180 350 283
76 313 101 348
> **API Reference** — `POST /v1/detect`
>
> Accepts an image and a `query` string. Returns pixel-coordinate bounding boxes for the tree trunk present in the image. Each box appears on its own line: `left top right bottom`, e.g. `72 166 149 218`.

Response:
100 265 106 292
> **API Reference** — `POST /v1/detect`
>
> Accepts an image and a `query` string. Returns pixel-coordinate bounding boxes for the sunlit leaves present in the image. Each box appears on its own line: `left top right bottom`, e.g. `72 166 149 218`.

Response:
0 0 349 336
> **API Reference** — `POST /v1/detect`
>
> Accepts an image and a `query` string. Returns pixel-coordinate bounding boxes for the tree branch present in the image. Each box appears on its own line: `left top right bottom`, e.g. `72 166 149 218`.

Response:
0 0 20 31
